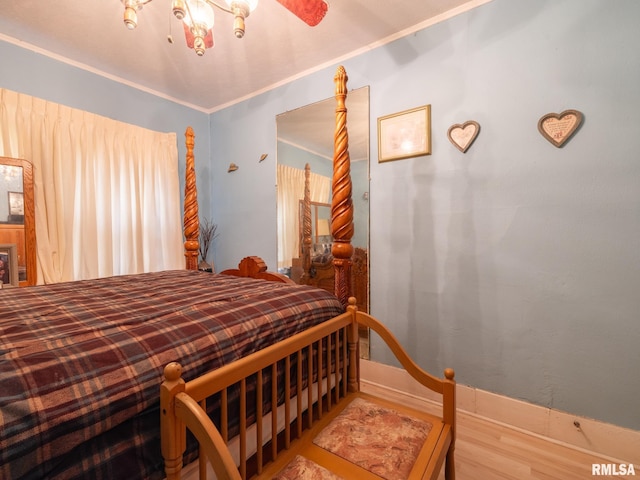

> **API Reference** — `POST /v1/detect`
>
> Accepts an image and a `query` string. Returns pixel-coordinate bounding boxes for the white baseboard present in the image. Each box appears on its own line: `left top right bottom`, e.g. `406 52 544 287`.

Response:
360 359 640 466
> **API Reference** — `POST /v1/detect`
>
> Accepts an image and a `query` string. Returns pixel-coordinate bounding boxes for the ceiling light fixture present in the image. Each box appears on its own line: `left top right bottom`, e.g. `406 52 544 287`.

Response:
120 0 259 56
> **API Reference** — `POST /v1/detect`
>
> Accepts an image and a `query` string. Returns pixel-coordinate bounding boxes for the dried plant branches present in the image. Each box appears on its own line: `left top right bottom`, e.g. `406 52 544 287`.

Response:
199 217 218 262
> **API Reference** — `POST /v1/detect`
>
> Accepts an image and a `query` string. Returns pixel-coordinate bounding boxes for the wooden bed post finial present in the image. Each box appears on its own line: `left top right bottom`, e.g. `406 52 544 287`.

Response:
332 66 354 307
183 126 200 270
160 362 187 480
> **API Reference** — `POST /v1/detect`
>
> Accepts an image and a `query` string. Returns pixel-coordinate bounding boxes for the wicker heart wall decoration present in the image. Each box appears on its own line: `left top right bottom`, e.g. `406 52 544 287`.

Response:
537 109 583 147
447 121 480 153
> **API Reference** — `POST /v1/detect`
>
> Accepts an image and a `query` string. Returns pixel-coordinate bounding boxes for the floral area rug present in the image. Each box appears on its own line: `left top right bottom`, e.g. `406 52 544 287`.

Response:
312 397 432 480
274 455 345 480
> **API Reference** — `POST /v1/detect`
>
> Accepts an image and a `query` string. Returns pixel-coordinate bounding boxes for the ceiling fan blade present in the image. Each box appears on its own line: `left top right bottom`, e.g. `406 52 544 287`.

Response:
275 0 328 27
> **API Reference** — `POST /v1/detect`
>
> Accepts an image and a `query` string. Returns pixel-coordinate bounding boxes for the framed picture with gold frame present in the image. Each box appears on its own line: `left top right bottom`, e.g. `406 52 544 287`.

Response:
377 105 431 162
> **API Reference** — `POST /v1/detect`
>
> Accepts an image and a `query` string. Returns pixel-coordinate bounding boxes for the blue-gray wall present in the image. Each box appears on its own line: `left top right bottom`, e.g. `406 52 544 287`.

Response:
209 0 640 430
1 0 639 430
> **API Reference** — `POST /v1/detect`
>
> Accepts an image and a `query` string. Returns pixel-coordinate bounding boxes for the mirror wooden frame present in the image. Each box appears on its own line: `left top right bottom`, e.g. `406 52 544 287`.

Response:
0 157 36 286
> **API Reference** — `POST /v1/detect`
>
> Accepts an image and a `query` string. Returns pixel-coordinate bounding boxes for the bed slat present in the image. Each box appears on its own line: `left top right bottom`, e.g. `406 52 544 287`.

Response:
284 356 291 449
270 364 277 461
239 379 247 479
221 389 228 442
296 350 303 439
306 345 313 430
256 370 263 474
199 399 207 479
316 340 323 419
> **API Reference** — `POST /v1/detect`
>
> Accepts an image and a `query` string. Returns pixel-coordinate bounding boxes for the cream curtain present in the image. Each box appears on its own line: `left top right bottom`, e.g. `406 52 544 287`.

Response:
277 164 331 269
0 88 183 283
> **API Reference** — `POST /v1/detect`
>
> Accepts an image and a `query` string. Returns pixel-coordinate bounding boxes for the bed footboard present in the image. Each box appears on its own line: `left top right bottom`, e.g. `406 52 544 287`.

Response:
161 299 456 480
161 306 356 479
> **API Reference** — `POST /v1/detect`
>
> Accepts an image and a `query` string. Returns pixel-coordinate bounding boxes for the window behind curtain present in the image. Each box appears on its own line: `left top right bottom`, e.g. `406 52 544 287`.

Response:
0 88 183 283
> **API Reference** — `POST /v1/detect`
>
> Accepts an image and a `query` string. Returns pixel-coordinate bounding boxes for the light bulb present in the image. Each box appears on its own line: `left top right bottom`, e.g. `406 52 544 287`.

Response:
184 0 215 31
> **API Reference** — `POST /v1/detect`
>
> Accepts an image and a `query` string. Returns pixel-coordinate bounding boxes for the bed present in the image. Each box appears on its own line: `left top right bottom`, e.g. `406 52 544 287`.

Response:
0 270 342 479
160 66 456 480
0 77 348 479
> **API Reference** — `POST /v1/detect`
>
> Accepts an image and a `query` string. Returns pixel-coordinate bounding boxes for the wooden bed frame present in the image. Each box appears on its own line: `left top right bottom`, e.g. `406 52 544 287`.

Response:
298 161 369 313
164 66 456 479
180 68 355 307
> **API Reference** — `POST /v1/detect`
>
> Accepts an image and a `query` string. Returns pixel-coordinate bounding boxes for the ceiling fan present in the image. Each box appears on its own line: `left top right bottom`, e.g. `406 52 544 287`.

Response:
275 0 328 27
121 0 328 56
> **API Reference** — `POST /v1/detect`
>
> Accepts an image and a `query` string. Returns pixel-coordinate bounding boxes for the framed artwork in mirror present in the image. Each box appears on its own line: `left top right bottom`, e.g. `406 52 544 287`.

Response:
0 243 19 287
378 105 431 162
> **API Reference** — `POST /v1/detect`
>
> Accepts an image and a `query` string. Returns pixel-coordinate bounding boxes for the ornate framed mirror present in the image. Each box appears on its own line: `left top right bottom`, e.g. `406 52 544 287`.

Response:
0 157 36 286
276 86 370 356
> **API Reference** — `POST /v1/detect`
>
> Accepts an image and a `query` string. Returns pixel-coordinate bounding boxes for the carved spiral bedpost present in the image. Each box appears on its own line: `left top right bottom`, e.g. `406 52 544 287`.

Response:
300 163 312 283
331 66 354 307
183 126 200 270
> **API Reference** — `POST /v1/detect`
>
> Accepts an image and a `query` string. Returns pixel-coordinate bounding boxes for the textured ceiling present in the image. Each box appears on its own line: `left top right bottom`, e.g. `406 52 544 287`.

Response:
0 0 485 112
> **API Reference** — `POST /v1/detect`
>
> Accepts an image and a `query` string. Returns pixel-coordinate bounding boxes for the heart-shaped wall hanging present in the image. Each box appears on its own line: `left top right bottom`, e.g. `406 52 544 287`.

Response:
447 121 480 153
537 110 583 148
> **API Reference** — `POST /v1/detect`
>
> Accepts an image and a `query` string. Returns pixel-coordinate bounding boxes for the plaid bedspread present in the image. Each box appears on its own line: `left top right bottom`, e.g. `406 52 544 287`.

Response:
0 270 343 480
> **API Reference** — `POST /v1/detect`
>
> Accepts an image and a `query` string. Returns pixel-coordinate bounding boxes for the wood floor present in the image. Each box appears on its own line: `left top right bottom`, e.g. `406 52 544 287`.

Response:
439 410 624 480
361 383 628 480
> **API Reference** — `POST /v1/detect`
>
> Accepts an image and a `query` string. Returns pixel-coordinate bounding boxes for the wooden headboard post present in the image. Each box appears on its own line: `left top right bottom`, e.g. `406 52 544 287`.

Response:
300 163 312 284
331 66 354 307
183 126 200 270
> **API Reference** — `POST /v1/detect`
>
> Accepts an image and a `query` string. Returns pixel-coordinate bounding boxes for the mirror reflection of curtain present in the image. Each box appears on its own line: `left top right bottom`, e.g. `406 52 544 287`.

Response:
0 88 183 283
276 164 330 269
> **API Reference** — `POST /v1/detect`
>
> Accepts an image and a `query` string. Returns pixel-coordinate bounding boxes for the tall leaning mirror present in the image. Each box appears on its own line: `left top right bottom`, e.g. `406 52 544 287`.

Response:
276 86 370 354
0 157 36 287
